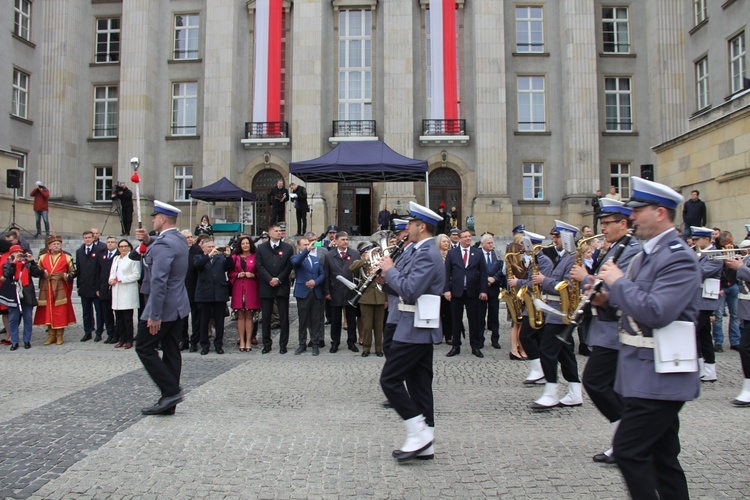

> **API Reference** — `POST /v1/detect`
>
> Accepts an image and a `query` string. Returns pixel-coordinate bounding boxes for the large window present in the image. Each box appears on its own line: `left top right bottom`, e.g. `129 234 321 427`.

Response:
610 163 631 199
515 6 544 53
695 57 709 110
693 0 707 27
730 33 746 95
14 0 31 41
517 76 545 132
522 162 544 200
174 166 193 201
602 7 629 54
94 166 113 202
95 18 120 63
171 82 198 136
93 85 118 138
604 77 632 132
11 150 27 196
174 14 200 60
12 69 29 119
338 9 372 121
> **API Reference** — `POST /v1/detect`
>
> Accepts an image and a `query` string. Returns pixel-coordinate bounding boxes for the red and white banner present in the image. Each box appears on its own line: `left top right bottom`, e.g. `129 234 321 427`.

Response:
429 0 458 121
252 0 283 123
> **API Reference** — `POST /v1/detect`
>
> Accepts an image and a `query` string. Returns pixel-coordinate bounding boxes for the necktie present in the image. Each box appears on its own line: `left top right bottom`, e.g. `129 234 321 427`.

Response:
341 252 346 260
108 251 113 259
85 246 90 256
463 248 468 266
486 252 492 268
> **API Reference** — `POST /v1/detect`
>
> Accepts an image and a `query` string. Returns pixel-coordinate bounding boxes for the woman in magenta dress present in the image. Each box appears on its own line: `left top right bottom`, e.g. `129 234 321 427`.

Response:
228 235 260 351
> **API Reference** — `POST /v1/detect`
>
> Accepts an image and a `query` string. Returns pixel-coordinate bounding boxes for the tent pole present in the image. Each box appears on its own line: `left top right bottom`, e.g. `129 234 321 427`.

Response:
240 198 244 234
425 172 430 207
189 196 193 233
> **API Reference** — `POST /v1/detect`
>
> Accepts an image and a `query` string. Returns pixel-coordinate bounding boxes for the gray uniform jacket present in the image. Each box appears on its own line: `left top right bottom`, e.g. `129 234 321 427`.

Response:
516 252 553 318
540 252 575 325
140 228 190 323
608 228 701 401
588 238 642 350
696 245 723 311
736 257 750 321
384 238 445 344
384 242 414 325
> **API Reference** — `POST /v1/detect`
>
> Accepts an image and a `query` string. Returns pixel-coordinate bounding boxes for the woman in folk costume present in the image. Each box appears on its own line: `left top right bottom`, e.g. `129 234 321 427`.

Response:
34 235 76 344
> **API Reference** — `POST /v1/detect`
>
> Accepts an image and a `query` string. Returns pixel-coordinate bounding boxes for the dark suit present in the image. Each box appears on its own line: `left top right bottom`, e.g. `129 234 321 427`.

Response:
136 228 191 400
444 245 488 349
478 249 506 345
97 249 117 340
324 247 361 348
269 186 289 224
292 186 308 235
194 253 233 350
183 243 203 346
256 239 294 350
291 249 325 346
76 243 104 338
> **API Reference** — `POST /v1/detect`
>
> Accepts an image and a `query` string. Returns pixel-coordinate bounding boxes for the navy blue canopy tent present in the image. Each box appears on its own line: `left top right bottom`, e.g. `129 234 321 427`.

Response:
289 141 428 183
189 177 256 233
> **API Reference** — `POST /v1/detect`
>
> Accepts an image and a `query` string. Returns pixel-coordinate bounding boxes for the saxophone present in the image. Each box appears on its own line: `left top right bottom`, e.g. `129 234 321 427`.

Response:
564 234 603 319
500 250 525 325
517 244 552 330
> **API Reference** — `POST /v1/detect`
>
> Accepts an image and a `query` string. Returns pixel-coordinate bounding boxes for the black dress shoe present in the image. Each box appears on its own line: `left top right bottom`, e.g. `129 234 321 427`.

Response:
348 344 359 353
295 346 306 355
491 341 501 349
141 392 184 415
103 337 114 344
10 344 19 351
312 346 320 356
375 352 384 357
215 347 224 354
158 406 176 416
279 348 288 354
578 344 591 356
24 342 31 349
307 340 314 347
262 347 271 354
361 351 370 357
189 344 198 353
392 442 433 463
714 344 724 353
330 345 338 353
472 348 484 358
80 334 92 342
593 453 616 464
200 348 209 355
446 347 460 357
179 342 189 351
94 335 102 342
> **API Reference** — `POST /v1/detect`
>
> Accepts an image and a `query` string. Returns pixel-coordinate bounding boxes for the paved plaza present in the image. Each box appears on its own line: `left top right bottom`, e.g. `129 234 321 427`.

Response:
1 307 749 499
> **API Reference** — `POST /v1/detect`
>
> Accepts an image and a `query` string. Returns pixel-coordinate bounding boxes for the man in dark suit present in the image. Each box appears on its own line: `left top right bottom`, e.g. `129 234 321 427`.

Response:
291 236 325 355
76 230 105 342
289 183 308 236
444 229 488 357
478 234 506 349
180 230 202 351
324 231 361 353
112 183 134 236
269 179 289 224
97 236 119 344
135 201 191 415
256 223 294 353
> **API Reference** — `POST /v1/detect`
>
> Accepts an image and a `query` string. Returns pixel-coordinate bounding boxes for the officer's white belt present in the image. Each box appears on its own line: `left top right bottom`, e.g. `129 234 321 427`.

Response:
619 330 654 348
398 303 416 313
544 295 561 302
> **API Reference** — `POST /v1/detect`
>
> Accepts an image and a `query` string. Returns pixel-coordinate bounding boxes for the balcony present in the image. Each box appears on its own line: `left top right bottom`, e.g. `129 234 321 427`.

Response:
329 120 378 145
240 121 290 149
419 119 470 146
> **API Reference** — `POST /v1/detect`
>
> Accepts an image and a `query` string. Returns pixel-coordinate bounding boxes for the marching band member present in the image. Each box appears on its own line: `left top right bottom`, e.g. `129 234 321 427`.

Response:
691 226 723 382
724 238 750 406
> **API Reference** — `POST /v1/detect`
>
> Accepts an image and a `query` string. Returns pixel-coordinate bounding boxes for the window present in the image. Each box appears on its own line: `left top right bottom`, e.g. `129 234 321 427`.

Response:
730 33 746 95
11 150 27 196
93 86 118 138
522 162 544 200
12 69 29 119
602 7 629 54
515 6 544 53
95 18 120 63
174 166 193 201
693 0 707 26
171 82 198 136
338 9 372 122
517 76 545 131
610 163 631 199
174 14 200 60
604 77 632 132
14 0 31 41
94 166 113 202
695 57 709 110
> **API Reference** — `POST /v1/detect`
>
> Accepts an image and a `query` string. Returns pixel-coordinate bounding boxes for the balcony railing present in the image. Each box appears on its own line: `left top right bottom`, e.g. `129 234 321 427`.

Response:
422 119 466 136
245 121 289 139
332 120 377 137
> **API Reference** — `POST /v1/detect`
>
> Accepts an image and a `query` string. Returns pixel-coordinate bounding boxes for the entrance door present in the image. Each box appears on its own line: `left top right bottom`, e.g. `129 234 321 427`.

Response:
252 169 283 233
338 183 372 235
429 168 462 228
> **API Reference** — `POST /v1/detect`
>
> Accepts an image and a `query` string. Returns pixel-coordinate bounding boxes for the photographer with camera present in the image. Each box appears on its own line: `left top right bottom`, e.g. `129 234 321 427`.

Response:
193 237 233 355
0 246 42 350
30 181 51 238
111 182 134 236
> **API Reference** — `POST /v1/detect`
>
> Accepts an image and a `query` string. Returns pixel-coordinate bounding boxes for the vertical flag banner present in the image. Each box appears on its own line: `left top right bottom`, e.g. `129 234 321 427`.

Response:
253 0 283 124
429 0 458 121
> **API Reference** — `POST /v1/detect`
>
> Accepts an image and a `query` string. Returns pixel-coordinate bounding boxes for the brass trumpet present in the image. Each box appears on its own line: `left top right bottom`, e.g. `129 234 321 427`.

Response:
695 248 745 260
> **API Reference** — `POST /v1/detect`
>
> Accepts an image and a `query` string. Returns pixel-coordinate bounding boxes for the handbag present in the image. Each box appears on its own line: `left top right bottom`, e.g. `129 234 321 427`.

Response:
652 321 698 373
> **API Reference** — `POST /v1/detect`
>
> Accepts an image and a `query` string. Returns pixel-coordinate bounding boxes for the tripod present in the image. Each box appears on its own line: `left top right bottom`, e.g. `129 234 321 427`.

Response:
102 199 124 236
3 187 31 235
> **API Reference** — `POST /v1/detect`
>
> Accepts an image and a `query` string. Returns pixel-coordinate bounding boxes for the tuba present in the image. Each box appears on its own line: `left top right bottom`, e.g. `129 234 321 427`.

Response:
517 243 552 329
500 244 526 325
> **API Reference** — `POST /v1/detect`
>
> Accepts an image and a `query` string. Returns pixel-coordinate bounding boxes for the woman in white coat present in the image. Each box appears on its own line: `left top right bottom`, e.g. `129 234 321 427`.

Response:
109 239 141 349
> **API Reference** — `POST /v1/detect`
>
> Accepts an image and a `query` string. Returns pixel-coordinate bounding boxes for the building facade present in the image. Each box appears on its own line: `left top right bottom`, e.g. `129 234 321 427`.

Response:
1 0 745 236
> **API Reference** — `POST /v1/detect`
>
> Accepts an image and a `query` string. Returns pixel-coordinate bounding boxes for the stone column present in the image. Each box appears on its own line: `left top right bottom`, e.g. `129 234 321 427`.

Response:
117 0 161 199
203 0 239 184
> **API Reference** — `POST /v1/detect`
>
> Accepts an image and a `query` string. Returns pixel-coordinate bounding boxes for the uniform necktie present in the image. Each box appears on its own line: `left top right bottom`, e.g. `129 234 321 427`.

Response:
463 248 468 267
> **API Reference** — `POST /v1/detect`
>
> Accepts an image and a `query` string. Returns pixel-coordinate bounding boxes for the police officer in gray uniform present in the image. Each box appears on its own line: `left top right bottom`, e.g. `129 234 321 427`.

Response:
691 226 723 382
571 199 641 464
135 201 191 416
597 177 701 500
379 202 445 463
724 239 750 406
